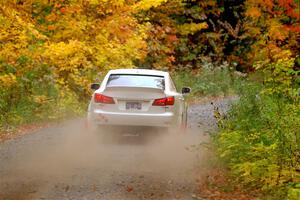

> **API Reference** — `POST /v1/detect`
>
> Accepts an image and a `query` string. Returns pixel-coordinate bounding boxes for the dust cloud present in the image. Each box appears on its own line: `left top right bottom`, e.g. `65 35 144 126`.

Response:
0 120 211 199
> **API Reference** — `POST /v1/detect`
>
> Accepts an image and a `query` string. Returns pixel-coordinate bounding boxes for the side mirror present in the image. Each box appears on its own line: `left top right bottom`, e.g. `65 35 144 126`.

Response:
91 83 100 90
182 87 191 94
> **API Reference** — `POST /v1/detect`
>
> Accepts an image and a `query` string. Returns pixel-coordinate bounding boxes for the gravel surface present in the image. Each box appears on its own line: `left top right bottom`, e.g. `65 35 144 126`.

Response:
0 99 235 200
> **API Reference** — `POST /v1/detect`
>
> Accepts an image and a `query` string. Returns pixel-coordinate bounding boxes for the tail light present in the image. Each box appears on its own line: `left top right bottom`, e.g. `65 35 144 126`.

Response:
94 93 115 104
152 96 175 106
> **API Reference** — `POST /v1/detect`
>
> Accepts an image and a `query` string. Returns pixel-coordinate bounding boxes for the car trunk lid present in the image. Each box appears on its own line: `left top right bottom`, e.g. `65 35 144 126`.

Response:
101 86 166 113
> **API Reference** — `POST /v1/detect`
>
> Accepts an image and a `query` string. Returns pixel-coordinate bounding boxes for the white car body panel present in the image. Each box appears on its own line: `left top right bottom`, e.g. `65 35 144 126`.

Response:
87 69 186 128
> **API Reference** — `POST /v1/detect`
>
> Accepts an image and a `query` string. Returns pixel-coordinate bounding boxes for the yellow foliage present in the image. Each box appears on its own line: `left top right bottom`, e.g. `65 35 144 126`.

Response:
33 95 49 104
0 73 17 87
0 0 151 98
177 22 208 35
133 0 168 11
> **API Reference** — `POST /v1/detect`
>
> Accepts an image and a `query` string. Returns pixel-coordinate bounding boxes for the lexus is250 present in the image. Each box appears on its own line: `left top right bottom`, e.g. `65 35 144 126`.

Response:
87 69 190 133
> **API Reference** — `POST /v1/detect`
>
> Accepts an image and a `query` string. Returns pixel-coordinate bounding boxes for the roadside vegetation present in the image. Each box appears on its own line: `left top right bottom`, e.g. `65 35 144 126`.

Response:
213 65 300 198
173 65 246 102
0 0 299 198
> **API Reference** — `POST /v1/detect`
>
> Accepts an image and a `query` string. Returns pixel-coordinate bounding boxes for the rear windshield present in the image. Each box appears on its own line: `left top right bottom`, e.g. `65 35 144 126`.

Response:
107 74 165 89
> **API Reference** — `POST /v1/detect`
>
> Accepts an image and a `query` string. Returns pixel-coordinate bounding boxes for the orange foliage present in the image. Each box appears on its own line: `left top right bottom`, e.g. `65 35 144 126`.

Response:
246 7 261 18
278 0 300 18
285 25 300 32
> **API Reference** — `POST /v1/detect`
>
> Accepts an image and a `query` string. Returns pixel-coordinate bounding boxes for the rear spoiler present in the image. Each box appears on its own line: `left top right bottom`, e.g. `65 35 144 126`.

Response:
105 86 165 92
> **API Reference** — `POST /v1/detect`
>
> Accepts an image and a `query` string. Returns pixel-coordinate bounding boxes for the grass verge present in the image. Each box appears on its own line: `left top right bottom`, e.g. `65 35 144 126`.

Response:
0 88 87 141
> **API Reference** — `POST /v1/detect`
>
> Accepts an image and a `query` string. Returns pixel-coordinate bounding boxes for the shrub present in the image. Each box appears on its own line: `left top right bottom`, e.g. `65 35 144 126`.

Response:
213 72 300 198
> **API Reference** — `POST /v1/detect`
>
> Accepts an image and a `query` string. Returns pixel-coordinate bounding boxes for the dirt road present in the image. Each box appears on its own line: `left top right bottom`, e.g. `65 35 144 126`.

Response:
0 99 232 200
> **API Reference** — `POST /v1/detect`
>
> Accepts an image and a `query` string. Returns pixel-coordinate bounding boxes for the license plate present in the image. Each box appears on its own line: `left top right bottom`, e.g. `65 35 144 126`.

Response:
126 102 142 110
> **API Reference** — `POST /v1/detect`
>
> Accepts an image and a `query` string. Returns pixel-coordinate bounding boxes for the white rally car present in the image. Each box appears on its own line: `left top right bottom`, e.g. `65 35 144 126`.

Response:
87 69 190 131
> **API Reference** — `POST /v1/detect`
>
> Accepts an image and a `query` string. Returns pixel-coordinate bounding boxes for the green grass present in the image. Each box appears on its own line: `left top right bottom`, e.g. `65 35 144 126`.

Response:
0 87 86 133
173 67 246 101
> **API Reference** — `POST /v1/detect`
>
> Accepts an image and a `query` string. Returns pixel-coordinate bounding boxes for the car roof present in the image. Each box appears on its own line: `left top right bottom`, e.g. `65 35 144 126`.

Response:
108 69 169 77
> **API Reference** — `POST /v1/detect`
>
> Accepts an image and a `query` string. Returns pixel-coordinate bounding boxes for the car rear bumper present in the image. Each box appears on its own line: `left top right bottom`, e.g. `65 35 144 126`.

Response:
89 109 174 127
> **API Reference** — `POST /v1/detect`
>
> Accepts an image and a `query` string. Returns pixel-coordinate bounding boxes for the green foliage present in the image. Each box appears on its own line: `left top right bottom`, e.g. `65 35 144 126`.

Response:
173 65 245 100
213 72 300 197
